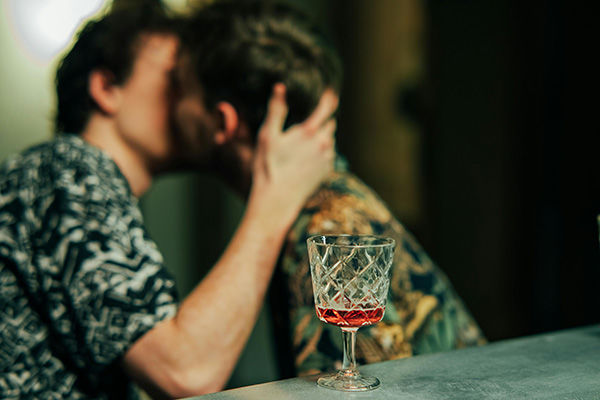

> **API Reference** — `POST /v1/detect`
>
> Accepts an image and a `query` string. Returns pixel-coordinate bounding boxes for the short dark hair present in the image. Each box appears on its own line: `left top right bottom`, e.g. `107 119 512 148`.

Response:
181 0 343 136
54 3 174 134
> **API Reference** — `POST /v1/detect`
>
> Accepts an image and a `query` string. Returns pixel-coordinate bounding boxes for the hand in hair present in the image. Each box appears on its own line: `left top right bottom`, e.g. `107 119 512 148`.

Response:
250 83 338 230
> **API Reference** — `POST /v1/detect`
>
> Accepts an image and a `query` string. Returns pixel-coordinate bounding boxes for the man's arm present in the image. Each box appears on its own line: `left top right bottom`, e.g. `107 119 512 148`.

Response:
122 86 338 398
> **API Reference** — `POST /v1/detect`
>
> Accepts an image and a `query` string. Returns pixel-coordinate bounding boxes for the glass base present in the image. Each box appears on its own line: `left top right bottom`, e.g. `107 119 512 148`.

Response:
317 371 380 392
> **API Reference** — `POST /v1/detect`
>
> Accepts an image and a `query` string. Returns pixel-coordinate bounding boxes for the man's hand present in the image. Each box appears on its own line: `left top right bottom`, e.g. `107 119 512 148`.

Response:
250 84 338 227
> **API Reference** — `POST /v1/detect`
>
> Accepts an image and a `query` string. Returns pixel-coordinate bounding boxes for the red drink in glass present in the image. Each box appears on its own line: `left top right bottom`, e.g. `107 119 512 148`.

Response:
316 305 384 327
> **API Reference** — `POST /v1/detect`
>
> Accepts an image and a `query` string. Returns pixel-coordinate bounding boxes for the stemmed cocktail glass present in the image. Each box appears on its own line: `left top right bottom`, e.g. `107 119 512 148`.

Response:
307 234 395 391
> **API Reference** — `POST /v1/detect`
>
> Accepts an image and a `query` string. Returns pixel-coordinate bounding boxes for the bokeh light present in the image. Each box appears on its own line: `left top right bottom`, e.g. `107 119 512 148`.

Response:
4 0 106 63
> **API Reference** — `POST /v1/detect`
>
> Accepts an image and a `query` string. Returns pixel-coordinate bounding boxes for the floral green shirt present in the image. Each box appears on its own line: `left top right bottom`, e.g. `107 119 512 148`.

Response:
273 161 486 375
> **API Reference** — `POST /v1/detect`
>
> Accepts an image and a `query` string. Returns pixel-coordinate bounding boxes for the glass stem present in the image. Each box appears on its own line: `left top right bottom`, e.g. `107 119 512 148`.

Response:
340 327 359 376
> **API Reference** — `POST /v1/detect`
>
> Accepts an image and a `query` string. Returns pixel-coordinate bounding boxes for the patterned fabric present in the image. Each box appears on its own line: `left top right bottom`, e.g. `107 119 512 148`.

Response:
274 160 486 375
0 135 178 399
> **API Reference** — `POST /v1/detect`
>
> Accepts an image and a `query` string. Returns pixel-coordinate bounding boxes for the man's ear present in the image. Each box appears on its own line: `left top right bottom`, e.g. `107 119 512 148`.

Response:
214 101 240 145
89 69 121 115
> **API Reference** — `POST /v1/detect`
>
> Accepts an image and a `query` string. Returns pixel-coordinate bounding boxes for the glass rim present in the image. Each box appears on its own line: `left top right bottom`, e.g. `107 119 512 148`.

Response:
307 234 395 249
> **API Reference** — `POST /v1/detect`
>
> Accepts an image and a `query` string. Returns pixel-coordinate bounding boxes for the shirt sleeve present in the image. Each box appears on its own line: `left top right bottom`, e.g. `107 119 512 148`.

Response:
38 181 178 376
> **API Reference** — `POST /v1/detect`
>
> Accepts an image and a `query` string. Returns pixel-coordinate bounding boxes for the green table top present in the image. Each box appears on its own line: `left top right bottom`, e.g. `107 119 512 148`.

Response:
192 325 600 399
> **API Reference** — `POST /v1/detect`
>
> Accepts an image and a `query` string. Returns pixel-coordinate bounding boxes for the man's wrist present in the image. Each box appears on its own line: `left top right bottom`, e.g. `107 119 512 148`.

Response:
245 186 299 238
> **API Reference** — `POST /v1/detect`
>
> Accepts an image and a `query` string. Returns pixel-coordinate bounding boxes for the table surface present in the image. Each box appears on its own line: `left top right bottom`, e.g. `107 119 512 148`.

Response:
191 325 600 399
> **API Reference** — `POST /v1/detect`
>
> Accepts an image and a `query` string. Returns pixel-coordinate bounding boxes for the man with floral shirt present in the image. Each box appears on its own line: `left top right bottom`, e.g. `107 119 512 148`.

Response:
180 0 486 377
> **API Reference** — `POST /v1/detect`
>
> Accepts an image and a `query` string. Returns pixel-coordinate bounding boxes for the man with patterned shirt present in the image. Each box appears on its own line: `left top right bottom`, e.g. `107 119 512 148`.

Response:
179 1 486 377
0 3 337 399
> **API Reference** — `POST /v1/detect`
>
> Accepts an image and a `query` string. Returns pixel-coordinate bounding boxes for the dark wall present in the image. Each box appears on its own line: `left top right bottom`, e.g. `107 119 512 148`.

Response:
424 0 600 340
312 0 600 341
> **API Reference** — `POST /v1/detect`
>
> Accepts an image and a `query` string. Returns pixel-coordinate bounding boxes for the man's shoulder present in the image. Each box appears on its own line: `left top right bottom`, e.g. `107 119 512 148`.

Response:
0 135 135 237
1 135 130 202
296 171 396 235
2 136 85 182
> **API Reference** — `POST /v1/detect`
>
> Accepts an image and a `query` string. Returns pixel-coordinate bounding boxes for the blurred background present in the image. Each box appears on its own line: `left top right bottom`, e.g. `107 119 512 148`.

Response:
1 0 598 390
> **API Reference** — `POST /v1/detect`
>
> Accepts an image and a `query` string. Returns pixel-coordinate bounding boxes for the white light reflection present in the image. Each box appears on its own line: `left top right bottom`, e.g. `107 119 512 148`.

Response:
5 0 106 63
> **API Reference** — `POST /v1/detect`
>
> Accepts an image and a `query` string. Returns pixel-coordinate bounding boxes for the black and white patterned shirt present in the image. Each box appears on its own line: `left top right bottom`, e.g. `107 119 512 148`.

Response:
0 135 178 399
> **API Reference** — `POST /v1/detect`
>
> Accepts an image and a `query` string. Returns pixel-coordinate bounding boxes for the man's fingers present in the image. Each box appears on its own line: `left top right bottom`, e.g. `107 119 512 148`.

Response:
302 89 339 134
260 83 289 137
